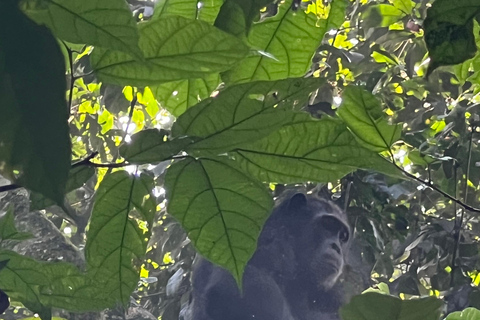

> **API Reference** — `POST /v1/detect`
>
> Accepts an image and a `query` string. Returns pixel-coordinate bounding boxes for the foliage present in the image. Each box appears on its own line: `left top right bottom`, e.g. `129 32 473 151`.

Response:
1 0 480 319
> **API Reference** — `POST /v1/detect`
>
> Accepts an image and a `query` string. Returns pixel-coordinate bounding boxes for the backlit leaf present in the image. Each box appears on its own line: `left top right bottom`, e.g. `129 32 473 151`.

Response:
337 86 401 152
230 112 397 183
153 0 223 24
22 0 142 59
173 78 324 153
165 157 273 286
151 74 220 117
85 171 156 305
120 129 196 164
91 16 249 86
222 0 345 84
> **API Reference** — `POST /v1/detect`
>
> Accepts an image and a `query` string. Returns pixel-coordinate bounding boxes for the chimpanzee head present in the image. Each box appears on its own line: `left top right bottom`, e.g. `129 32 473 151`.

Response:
261 193 351 290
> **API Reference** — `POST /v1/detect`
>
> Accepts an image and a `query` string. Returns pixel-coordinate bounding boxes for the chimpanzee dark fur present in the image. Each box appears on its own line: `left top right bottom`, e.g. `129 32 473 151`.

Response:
187 193 351 320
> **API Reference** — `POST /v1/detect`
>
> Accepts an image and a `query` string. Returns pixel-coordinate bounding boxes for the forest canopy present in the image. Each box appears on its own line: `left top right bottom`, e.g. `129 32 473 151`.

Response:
1 0 480 319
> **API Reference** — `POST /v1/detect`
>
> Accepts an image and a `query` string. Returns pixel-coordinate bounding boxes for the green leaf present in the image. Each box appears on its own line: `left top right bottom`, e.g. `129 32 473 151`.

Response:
151 74 221 117
362 4 406 28
424 0 480 75
0 2 70 205
0 206 33 242
173 78 324 153
445 307 480 320
153 0 223 24
21 0 142 59
165 157 273 286
230 112 397 183
392 0 414 13
30 166 95 210
91 16 249 86
222 0 345 84
0 250 113 315
120 129 196 164
340 292 443 320
337 86 401 152
215 0 275 36
85 171 155 305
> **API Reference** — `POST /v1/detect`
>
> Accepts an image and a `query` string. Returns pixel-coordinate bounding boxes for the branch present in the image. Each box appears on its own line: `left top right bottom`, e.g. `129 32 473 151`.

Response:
391 159 480 214
0 152 129 193
0 184 21 193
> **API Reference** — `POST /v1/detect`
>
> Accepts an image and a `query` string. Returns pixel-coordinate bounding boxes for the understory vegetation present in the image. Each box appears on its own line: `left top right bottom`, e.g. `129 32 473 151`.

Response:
1 0 480 319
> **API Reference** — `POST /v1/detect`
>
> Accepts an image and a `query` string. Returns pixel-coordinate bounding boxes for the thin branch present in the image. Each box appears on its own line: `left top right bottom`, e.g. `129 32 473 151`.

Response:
451 128 475 282
451 159 459 286
71 151 99 168
0 184 21 193
390 158 480 214
86 161 129 168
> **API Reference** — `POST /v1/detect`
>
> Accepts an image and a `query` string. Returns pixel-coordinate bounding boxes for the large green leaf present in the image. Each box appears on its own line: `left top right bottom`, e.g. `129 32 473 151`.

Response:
22 0 142 59
85 171 156 305
151 73 221 117
120 129 196 164
30 166 95 210
215 0 275 36
153 0 223 24
0 2 70 204
445 308 480 320
230 112 397 183
90 16 249 86
165 157 273 286
340 292 442 320
337 86 401 152
423 0 480 75
0 250 113 316
173 78 324 153
222 0 346 84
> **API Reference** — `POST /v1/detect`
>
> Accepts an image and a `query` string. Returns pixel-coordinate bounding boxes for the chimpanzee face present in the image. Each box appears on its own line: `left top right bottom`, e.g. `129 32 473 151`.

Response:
289 194 350 289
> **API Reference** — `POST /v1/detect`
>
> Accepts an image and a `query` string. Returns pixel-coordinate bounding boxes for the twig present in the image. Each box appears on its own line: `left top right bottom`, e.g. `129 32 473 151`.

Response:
451 128 475 283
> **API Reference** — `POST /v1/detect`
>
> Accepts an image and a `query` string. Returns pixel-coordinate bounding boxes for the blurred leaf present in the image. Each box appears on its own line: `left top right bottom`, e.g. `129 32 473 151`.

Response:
340 292 443 320
445 307 480 319
22 0 142 59
0 2 70 205
173 78 324 153
362 4 405 28
151 74 220 117
337 86 401 152
230 112 398 183
424 0 480 75
153 0 223 24
222 0 346 84
0 250 113 314
0 206 33 242
165 157 273 286
30 166 95 210
91 16 249 86
85 171 156 305
120 129 196 164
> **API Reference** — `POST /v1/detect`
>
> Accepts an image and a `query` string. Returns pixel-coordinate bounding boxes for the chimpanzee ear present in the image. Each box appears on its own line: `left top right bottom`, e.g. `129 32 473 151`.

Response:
287 193 307 211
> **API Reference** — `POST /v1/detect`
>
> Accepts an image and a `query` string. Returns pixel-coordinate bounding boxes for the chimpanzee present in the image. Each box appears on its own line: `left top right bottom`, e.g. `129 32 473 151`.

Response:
186 192 351 320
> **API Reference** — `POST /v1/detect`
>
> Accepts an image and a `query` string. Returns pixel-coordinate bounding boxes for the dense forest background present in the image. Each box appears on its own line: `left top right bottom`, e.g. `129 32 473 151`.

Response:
1 0 480 319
